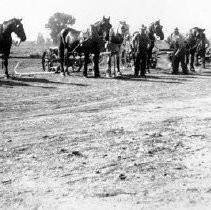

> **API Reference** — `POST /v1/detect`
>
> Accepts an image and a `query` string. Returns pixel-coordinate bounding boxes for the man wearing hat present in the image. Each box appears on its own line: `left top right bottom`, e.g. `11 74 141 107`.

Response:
166 27 188 74
131 24 150 77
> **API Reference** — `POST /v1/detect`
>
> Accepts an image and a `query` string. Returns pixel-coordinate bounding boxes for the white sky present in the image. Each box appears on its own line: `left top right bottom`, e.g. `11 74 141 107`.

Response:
1 0 211 41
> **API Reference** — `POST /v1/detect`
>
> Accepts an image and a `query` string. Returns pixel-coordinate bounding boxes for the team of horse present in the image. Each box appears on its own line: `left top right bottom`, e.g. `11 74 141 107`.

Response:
0 17 209 79
58 16 112 77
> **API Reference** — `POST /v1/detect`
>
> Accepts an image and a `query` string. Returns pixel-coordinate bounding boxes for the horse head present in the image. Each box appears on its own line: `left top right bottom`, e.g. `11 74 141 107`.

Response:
153 20 164 40
93 16 112 41
10 18 26 42
188 27 206 45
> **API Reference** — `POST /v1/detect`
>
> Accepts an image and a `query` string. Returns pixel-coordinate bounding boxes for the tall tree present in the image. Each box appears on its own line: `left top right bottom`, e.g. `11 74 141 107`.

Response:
45 12 76 44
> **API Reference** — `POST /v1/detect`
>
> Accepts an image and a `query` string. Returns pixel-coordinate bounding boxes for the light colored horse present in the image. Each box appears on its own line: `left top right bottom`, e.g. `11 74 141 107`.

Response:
105 21 130 77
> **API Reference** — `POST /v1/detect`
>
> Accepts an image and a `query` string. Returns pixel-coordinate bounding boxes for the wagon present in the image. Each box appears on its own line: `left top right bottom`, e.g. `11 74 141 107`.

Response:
41 47 84 72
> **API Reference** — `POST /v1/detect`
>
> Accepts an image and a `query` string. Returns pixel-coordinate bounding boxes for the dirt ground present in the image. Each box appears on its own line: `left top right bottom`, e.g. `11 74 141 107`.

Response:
1 53 211 210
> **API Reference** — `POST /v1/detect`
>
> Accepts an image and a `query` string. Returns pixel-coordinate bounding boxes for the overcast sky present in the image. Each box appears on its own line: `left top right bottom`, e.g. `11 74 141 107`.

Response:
1 0 211 41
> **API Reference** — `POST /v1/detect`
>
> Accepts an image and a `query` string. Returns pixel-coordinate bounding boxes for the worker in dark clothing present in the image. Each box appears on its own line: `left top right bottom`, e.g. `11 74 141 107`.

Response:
131 25 150 77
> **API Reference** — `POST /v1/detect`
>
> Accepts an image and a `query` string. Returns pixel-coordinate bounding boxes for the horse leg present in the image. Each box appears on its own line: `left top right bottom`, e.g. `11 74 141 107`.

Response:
59 42 65 76
93 52 100 78
190 49 195 71
113 54 116 77
106 53 112 77
146 51 150 73
3 54 10 78
116 52 122 77
202 58 206 68
202 54 206 68
185 51 189 66
195 53 200 66
121 50 125 67
83 53 89 77
64 50 70 75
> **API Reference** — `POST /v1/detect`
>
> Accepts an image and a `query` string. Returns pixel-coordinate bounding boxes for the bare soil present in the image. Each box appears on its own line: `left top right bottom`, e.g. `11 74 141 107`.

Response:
1 45 211 210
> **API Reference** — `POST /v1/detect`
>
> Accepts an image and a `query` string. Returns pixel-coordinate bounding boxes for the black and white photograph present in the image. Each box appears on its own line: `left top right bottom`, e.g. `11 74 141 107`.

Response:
1 0 211 209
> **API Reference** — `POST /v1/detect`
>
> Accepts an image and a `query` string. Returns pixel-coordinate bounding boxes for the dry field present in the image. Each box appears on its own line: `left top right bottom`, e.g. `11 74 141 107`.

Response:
1 42 211 210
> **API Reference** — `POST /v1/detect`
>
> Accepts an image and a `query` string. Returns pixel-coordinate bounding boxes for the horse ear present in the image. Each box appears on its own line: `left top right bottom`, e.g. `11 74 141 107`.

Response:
108 16 110 21
103 16 105 20
19 18 22 22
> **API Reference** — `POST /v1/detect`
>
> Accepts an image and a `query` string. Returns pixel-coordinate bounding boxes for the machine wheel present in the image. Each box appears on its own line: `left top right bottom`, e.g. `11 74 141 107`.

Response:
42 50 52 71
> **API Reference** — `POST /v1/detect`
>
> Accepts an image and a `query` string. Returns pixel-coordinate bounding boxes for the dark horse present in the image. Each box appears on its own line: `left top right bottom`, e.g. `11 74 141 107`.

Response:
0 18 26 78
185 27 208 71
58 16 112 77
146 20 164 71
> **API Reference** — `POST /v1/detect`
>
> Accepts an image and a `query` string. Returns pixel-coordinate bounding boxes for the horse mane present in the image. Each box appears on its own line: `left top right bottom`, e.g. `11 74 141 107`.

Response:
132 31 139 36
93 20 101 26
63 27 81 34
3 18 16 25
91 20 107 37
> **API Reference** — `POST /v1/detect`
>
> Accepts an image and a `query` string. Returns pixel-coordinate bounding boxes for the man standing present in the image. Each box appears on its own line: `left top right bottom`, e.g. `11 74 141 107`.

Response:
167 27 188 74
131 25 150 77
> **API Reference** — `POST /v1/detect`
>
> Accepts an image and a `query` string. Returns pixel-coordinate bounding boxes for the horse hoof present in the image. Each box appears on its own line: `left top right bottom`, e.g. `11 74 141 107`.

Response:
60 72 65 76
106 74 111 78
